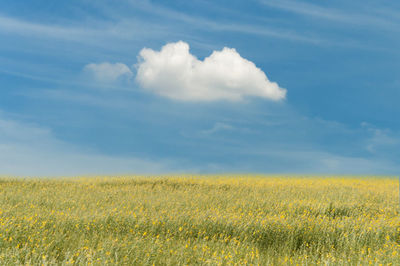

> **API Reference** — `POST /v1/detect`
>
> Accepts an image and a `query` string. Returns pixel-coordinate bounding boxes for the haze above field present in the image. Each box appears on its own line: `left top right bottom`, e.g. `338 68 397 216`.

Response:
0 0 399 175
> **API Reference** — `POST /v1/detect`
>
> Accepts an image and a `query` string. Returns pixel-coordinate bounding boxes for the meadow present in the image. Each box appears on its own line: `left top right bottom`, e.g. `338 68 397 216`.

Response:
0 176 399 265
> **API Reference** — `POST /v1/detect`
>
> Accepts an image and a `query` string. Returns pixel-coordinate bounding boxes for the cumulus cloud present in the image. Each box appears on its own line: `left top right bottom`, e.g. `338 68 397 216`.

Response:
136 41 286 101
84 62 133 83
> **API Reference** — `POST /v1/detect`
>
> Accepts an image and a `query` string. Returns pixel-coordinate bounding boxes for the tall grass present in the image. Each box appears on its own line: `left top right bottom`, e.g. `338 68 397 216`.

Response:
0 176 398 264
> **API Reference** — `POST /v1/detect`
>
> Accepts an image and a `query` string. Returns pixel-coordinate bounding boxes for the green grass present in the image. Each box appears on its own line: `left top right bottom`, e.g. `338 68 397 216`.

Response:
0 176 399 265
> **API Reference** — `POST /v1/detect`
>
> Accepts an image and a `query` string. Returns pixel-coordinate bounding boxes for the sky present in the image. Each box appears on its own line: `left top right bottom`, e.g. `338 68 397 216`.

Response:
0 0 399 176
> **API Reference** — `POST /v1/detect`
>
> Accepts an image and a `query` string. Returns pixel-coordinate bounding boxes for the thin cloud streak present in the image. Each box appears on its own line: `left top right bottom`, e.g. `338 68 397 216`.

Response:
0 7 387 58
118 1 389 49
0 14 169 45
260 0 400 31
122 0 323 44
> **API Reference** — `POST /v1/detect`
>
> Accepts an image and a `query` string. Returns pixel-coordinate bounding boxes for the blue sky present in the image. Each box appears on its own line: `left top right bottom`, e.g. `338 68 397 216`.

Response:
1 0 399 176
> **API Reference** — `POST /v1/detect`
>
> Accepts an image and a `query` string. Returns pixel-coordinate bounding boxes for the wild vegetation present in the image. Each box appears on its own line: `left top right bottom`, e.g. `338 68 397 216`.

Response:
0 176 398 265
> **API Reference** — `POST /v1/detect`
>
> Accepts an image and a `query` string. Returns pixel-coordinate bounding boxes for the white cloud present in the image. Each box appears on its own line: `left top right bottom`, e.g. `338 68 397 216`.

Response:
83 62 133 83
135 41 286 102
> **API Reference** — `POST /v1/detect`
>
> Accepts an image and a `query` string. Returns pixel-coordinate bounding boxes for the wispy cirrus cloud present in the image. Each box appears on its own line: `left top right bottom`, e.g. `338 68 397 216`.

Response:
260 0 400 31
0 1 324 48
201 122 234 135
83 62 133 84
0 111 177 176
120 0 323 44
361 122 400 154
0 14 169 46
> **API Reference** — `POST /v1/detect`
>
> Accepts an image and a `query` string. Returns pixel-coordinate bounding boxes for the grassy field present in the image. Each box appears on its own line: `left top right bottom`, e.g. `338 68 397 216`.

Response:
0 176 399 265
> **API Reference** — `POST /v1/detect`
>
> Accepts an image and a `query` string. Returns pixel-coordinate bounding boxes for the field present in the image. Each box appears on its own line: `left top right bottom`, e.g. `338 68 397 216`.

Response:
0 176 399 265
